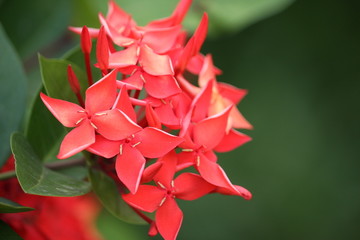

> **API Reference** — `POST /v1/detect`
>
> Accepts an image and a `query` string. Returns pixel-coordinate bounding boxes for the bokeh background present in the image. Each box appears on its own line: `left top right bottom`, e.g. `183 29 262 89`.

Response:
1 0 360 239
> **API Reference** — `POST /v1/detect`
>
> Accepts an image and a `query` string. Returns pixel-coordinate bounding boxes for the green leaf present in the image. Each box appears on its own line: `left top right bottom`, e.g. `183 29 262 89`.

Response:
0 221 22 240
39 55 88 103
89 168 146 224
194 0 295 35
11 132 91 197
0 24 27 167
24 88 66 162
0 197 34 213
0 0 71 59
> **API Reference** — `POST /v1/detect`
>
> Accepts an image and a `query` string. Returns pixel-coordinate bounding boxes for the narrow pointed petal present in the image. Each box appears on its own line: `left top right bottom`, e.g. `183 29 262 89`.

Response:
147 0 192 27
40 92 85 128
187 53 222 75
174 173 215 200
191 79 213 122
175 13 208 74
217 82 247 104
85 69 117 115
87 135 121 158
113 86 137 122
96 26 109 71
214 129 252 152
143 26 182 54
116 144 145 194
146 104 162 129
68 26 99 38
135 127 183 158
141 161 163 184
215 185 252 200
123 185 165 212
58 120 95 159
153 151 178 189
154 103 180 128
117 69 144 90
229 105 253 130
193 105 232 149
156 197 183 240
108 44 138 68
176 151 195 171
139 45 174 76
92 109 142 141
143 74 181 99
198 54 216 88
197 153 237 192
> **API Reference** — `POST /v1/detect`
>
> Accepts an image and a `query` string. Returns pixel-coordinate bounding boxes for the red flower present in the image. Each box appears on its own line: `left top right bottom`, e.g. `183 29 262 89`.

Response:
40 69 140 159
123 151 215 240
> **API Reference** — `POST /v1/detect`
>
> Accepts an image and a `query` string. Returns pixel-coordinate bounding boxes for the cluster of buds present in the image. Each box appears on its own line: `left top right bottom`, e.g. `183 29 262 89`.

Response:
40 0 253 239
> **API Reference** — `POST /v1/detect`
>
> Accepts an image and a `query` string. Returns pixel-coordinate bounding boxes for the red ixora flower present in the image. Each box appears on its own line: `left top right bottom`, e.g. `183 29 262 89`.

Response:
36 0 255 239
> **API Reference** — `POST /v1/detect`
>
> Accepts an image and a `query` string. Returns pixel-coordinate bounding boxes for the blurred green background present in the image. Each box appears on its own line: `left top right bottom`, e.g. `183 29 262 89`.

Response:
1 0 360 239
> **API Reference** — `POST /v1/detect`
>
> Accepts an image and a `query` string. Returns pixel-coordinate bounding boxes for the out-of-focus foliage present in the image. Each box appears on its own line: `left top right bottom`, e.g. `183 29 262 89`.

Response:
0 25 26 167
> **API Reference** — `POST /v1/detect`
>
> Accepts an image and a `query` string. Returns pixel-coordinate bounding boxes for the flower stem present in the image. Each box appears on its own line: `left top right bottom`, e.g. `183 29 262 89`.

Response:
0 157 86 181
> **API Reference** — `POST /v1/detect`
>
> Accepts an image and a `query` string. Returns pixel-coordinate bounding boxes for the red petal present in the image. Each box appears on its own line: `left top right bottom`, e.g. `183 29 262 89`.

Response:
146 104 162 129
175 13 208 74
135 127 183 158
143 26 182 54
68 26 99 38
193 105 232 149
217 82 247 104
197 153 237 192
108 44 138 68
198 54 216 88
96 26 109 71
116 145 145 194
176 151 195 171
91 109 142 141
139 44 174 76
87 135 121 158
214 129 252 152
141 161 163 184
40 92 85 128
113 86 137 122
153 151 178 189
85 69 117 115
174 173 215 200
229 105 253 130
143 73 181 99
154 103 180 128
117 69 144 90
191 79 213 122
215 185 252 200
156 197 183 240
147 0 192 27
58 120 95 159
123 185 165 212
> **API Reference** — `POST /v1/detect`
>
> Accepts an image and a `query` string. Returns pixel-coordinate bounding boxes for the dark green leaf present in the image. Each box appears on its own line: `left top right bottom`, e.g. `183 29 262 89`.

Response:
39 55 88 102
0 220 22 240
0 24 27 167
0 197 34 213
89 168 146 224
24 88 66 162
11 132 91 197
0 0 71 59
194 0 295 35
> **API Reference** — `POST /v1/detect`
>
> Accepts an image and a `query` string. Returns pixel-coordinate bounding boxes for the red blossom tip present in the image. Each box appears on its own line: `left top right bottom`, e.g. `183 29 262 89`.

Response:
81 25 92 54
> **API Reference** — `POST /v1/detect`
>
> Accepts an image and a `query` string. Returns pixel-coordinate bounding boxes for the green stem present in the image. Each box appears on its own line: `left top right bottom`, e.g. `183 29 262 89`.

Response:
0 157 85 181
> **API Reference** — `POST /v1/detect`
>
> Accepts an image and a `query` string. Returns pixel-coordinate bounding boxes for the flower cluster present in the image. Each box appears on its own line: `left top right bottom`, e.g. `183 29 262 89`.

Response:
40 0 253 239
